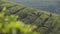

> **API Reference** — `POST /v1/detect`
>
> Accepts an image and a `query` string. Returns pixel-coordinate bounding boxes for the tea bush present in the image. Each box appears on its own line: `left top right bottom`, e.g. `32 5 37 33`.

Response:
0 7 39 34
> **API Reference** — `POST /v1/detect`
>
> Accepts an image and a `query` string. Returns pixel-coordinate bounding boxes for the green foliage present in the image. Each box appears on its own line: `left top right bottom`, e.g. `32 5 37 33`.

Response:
0 0 60 34
0 7 38 34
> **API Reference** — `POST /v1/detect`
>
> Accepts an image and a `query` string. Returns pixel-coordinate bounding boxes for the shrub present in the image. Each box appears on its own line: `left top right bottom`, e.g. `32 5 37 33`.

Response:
0 7 39 34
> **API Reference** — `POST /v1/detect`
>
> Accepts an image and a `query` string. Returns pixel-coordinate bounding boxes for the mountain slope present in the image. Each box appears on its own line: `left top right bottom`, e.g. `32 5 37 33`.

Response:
0 0 60 34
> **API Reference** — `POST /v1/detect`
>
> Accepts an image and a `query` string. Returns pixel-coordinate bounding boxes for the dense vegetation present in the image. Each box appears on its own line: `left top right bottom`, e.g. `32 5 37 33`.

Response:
0 6 38 34
0 0 60 34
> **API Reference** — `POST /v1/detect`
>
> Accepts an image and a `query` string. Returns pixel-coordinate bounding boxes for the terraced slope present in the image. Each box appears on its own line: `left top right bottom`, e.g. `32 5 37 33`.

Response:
0 0 60 34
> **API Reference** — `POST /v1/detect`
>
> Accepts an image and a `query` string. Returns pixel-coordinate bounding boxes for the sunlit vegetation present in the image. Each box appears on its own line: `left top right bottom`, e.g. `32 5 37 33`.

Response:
0 7 39 34
0 0 60 34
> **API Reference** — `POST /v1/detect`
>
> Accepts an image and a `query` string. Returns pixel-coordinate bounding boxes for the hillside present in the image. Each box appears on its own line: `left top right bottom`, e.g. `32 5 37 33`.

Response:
0 0 60 34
